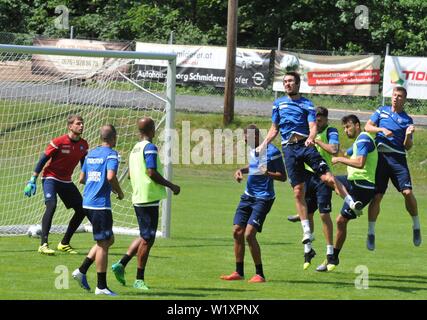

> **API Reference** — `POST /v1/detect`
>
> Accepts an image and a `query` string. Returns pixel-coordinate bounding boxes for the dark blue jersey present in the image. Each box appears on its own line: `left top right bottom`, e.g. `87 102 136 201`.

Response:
245 144 285 200
370 106 413 154
272 96 316 145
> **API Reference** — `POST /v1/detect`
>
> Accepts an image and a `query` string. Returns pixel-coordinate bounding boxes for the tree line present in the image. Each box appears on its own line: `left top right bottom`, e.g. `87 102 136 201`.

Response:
1 0 426 55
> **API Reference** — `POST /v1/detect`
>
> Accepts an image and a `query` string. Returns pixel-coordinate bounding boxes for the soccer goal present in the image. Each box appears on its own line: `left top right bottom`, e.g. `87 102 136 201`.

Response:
0 43 176 238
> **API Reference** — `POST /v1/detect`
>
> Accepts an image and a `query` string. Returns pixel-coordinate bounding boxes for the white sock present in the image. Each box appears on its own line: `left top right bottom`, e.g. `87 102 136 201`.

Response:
326 245 334 255
301 219 311 234
368 221 376 235
304 243 312 253
344 194 355 207
412 216 420 230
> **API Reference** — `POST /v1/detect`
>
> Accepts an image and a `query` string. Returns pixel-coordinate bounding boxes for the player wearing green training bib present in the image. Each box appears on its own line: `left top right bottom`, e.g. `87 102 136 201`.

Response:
326 115 378 272
287 107 340 271
111 117 180 291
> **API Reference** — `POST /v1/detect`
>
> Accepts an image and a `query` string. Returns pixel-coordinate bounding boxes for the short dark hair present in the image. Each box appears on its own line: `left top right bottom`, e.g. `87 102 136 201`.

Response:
244 124 259 136
284 71 301 85
393 86 407 97
67 114 83 125
341 114 360 126
100 124 117 142
316 106 328 118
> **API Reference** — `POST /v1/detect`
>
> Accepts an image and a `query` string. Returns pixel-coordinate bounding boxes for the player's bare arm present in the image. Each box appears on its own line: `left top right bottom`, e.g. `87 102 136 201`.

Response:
332 155 366 169
305 121 317 147
258 123 279 151
79 171 86 185
315 139 339 155
147 168 180 195
404 125 415 150
365 119 393 137
234 165 249 183
107 170 124 200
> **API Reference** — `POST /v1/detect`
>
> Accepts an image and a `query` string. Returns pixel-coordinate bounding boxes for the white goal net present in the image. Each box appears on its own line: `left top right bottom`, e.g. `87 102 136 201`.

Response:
0 44 176 238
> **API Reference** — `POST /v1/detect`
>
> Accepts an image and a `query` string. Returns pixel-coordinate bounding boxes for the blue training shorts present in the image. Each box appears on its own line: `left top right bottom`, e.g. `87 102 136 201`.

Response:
134 205 159 241
42 179 82 209
282 140 330 187
305 170 333 214
375 152 412 194
85 209 113 241
336 175 375 220
233 194 275 232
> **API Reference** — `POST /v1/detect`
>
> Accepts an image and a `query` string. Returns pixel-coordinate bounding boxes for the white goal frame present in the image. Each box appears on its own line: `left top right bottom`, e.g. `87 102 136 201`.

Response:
0 44 176 238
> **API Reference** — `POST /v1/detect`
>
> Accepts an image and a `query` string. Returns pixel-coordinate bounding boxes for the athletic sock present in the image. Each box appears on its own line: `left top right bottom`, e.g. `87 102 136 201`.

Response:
326 245 334 256
333 248 341 259
137 268 145 280
412 216 421 230
255 264 264 279
344 195 355 207
79 257 94 274
236 262 244 277
368 221 376 235
97 272 107 290
304 243 312 253
120 254 132 267
301 219 311 234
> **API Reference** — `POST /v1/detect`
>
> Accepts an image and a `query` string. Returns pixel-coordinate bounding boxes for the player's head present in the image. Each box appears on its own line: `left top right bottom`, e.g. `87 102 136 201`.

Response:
341 114 361 139
392 86 407 110
137 117 155 139
283 71 300 97
244 124 260 148
67 114 84 136
100 124 117 147
316 106 329 131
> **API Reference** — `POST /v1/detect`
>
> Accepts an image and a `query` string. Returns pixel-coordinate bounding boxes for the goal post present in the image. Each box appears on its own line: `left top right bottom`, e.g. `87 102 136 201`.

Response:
0 43 176 238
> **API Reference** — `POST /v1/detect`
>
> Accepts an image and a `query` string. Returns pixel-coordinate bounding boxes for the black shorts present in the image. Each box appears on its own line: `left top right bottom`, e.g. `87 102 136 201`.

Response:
42 178 82 209
134 205 159 241
336 175 375 220
233 194 275 232
84 209 113 241
305 171 333 214
282 141 330 187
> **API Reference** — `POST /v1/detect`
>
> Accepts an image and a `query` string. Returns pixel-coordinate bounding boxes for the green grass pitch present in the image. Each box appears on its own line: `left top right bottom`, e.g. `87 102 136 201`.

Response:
1 166 427 300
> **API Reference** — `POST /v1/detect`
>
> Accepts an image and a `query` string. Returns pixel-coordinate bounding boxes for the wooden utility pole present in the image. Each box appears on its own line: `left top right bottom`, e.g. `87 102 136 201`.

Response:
223 0 238 125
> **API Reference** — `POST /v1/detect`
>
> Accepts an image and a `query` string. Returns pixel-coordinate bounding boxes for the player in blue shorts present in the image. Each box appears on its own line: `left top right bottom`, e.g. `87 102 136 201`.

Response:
326 115 377 271
111 117 180 291
220 125 286 283
287 107 339 270
365 86 421 250
72 125 124 296
258 72 362 265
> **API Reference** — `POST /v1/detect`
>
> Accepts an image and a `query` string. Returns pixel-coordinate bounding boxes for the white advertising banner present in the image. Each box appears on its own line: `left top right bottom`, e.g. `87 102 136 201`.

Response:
274 51 381 96
135 42 271 88
383 55 427 100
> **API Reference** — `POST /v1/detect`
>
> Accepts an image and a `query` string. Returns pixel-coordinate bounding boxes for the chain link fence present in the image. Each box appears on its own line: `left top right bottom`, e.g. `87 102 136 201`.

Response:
1 31 426 119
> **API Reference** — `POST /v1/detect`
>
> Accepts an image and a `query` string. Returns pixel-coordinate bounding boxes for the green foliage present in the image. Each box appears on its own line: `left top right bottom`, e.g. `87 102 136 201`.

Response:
0 1 426 55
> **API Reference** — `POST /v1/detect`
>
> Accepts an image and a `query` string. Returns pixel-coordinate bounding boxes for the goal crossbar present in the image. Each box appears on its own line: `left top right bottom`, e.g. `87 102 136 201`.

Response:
0 43 177 239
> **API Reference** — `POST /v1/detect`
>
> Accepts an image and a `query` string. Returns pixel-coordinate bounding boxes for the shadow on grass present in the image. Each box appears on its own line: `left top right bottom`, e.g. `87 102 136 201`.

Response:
121 291 209 298
280 279 427 294
179 287 253 292
370 273 427 285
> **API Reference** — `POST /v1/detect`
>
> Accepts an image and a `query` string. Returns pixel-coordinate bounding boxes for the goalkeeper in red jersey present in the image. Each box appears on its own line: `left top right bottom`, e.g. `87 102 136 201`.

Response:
24 114 89 255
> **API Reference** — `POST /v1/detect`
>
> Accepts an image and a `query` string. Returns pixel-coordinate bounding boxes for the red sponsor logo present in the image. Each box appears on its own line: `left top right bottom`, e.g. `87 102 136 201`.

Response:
307 70 380 86
402 71 427 81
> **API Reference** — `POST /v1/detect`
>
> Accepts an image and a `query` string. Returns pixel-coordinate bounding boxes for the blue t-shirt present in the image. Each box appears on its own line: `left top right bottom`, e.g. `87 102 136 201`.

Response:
144 143 158 169
245 144 286 200
370 105 413 154
346 132 376 157
82 146 119 210
272 96 316 144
